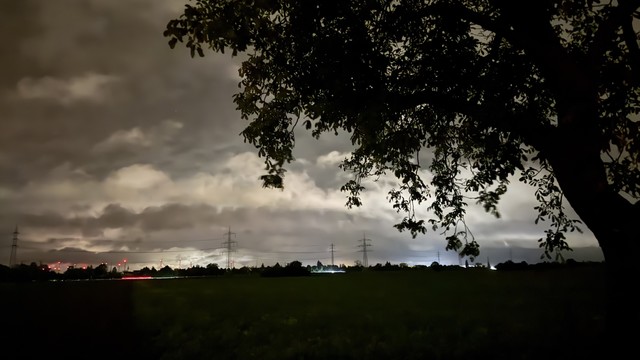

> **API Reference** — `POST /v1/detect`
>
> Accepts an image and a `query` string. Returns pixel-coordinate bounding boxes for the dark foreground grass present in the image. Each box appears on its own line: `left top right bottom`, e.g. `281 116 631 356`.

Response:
1 267 606 360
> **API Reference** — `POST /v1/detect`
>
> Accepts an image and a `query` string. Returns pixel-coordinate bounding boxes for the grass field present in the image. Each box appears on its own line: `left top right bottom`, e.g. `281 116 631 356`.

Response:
1 267 607 360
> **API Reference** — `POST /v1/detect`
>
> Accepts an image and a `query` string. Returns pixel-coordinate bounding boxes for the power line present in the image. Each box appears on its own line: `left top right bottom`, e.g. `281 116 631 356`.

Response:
243 249 329 254
357 232 372 267
250 256 333 262
267 243 327 248
9 226 18 267
221 227 236 269
330 243 335 266
146 237 225 243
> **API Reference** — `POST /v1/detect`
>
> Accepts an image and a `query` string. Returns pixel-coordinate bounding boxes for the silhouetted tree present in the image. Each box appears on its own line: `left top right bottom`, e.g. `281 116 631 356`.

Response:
136 266 153 276
0 264 10 281
6 262 56 282
231 266 252 274
261 260 310 277
495 260 531 271
165 0 640 348
158 265 175 277
63 266 92 280
93 263 109 279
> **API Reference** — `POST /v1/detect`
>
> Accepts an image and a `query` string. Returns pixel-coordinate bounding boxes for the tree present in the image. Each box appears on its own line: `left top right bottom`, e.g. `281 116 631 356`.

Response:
93 263 109 279
165 0 640 349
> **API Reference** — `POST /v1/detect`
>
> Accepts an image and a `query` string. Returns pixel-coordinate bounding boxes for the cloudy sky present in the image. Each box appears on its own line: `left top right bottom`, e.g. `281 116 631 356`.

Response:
0 0 603 271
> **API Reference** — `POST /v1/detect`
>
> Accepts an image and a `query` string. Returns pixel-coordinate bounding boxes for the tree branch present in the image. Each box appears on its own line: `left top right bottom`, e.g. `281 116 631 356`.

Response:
386 89 555 153
589 0 640 67
622 16 640 85
434 2 510 36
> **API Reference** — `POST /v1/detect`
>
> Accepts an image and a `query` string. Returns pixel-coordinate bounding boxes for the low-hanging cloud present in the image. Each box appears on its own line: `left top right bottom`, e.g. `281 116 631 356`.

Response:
16 73 120 105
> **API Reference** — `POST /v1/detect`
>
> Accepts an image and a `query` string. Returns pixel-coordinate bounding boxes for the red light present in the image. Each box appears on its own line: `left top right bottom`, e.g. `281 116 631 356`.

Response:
121 276 152 280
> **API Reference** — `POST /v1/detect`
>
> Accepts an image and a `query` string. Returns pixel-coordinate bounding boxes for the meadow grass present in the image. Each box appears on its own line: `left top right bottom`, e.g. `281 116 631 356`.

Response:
1 266 606 360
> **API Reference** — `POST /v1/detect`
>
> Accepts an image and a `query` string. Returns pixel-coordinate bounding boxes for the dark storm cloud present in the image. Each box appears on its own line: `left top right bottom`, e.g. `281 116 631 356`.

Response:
1 202 416 267
0 1 602 269
0 0 43 86
2 199 604 267
3 203 209 236
8 202 368 241
0 0 251 190
98 204 138 228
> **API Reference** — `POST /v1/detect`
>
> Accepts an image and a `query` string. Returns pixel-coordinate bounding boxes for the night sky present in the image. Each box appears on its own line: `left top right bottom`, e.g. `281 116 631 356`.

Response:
0 0 604 271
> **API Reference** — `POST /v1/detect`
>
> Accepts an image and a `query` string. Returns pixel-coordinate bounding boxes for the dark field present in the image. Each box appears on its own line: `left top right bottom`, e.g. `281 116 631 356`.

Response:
1 267 606 360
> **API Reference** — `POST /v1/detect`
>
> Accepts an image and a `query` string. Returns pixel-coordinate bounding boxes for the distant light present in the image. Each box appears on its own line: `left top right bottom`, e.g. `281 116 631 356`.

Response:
311 269 345 274
121 276 152 280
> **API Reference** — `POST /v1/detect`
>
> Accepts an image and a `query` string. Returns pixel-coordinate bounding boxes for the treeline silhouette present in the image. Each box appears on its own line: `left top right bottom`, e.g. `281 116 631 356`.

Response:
493 258 604 271
0 258 604 282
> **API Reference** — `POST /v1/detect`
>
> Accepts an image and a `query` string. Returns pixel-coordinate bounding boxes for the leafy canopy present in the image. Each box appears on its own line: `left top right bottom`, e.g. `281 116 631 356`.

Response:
165 0 640 260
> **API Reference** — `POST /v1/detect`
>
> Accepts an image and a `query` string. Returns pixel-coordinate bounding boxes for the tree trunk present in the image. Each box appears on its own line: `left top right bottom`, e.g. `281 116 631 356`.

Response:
512 7 640 348
548 131 640 356
594 207 640 355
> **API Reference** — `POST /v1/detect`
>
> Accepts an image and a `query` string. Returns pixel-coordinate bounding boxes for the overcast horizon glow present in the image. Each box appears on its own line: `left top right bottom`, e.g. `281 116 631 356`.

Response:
0 0 603 272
